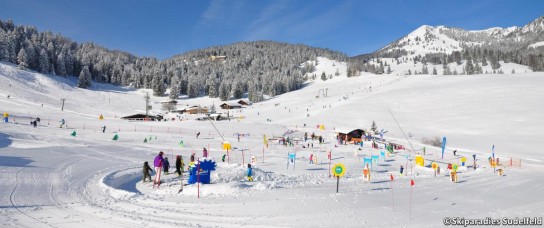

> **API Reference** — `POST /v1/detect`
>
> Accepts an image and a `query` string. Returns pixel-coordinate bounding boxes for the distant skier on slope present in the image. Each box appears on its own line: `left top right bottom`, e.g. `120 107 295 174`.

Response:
400 165 404 177
59 119 66 128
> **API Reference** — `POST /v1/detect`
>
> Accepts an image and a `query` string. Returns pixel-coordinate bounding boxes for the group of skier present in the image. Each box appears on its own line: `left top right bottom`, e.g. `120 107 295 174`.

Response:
144 149 254 186
143 151 189 186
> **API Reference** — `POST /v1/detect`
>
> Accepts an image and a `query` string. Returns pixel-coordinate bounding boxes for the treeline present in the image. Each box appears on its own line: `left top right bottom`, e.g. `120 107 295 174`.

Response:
0 19 347 102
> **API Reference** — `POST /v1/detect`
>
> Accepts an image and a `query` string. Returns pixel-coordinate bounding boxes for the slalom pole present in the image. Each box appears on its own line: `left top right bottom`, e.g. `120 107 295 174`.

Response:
391 181 395 209
409 180 414 220
197 163 200 199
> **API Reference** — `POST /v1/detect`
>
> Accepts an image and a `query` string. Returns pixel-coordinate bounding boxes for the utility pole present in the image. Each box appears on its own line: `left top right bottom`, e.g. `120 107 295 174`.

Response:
61 99 66 111
144 92 150 117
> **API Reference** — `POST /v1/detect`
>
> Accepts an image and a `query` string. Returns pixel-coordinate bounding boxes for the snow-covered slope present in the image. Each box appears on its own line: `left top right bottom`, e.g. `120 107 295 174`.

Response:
1 61 544 227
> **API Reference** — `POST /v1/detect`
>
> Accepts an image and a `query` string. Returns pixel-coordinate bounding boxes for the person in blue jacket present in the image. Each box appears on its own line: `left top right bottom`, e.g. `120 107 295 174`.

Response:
400 165 404 177
247 164 253 182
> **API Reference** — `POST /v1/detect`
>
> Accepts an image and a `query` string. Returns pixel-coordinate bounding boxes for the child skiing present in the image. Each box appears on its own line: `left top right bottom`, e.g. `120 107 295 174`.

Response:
59 119 66 128
143 161 153 182
247 164 253 182
163 157 170 175
222 154 226 162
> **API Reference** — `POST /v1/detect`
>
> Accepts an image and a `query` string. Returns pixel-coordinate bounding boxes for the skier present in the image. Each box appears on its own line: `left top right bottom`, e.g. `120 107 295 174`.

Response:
196 132 200 139
309 154 314 164
163 157 170 175
247 164 253 182
153 151 165 186
102 125 106 133
36 117 40 123
399 165 404 177
142 161 153 182
175 155 184 176
202 148 208 157
59 119 66 128
222 154 226 162
422 146 426 155
453 149 457 156
237 134 240 142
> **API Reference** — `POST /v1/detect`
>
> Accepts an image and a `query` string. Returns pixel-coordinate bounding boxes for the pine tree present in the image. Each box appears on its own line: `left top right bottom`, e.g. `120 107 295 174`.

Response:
387 66 392 74
218 81 230 101
320 71 327 81
39 49 50 74
78 66 92 88
17 48 29 70
371 120 378 133
206 74 218 98
152 73 165 96
169 75 180 100
432 67 437 75
231 80 244 99
56 52 67 76
421 65 429 74
465 57 474 75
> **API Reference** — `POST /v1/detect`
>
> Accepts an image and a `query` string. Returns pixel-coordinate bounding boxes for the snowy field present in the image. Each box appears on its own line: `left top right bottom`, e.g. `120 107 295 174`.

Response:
1 60 544 227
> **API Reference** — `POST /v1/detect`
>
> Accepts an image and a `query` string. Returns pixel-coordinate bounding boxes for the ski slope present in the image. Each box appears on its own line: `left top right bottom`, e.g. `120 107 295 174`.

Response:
1 60 543 227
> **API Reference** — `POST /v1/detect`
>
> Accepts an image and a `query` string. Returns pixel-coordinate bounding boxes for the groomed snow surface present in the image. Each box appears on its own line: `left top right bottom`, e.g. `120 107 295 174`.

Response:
1 59 544 227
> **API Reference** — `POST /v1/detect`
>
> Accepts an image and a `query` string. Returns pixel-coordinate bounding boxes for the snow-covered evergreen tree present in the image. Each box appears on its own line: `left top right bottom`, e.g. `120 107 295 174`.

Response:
39 49 50 74
169 75 180 100
78 66 92 88
17 48 29 69
56 52 67 76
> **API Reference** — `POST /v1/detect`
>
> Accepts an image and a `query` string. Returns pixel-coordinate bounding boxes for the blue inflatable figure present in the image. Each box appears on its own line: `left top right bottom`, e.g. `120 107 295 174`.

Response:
188 157 216 184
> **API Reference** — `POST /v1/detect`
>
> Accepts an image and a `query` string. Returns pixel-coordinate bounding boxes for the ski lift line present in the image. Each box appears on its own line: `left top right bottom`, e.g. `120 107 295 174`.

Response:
206 117 225 142
388 108 416 153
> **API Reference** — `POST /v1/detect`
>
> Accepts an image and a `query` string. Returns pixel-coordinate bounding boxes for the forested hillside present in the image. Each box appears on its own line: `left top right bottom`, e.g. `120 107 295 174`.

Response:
0 19 346 102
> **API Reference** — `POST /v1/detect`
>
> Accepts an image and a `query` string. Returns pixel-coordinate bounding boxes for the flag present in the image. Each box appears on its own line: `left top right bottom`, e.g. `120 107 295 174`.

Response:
390 174 394 181
410 179 415 186
441 137 447 159
492 145 495 159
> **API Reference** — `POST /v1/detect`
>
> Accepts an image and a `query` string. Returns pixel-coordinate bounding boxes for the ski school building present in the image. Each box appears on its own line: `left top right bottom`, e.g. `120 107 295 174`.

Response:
120 114 161 121
335 128 367 143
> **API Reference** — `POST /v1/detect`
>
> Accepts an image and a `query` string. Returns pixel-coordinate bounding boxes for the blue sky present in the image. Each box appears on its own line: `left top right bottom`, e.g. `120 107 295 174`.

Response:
1 0 542 59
